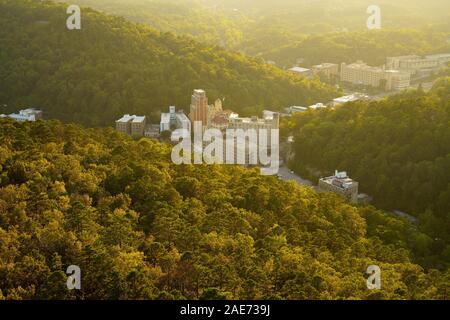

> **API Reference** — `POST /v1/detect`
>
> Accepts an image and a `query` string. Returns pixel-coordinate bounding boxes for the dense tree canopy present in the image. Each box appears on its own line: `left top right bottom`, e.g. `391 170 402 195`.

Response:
0 0 339 127
290 78 450 269
56 0 450 60
0 0 449 301
0 119 448 299
263 29 450 68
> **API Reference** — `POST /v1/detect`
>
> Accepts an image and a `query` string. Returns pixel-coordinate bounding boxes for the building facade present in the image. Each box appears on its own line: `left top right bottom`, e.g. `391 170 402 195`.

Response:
341 61 410 91
318 170 359 203
131 116 146 137
341 61 386 88
312 63 339 79
384 70 411 91
385 54 450 77
1 108 43 122
115 114 146 138
386 55 439 76
189 89 209 125
160 106 191 140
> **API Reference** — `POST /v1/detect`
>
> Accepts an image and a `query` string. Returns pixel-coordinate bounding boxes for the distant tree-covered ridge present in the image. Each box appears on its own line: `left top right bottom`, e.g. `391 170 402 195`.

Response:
0 118 449 299
0 0 339 127
263 28 450 67
289 78 450 269
53 0 450 60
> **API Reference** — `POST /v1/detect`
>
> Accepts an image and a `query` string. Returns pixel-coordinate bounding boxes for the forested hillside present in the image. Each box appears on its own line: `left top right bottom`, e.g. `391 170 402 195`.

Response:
264 29 450 67
56 0 450 59
290 78 450 268
0 118 449 299
0 0 339 127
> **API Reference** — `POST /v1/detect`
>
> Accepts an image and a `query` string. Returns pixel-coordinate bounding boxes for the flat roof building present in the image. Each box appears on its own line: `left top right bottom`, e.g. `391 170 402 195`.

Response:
308 103 327 110
341 61 410 91
341 61 386 88
332 93 369 106
5 108 43 122
160 106 191 141
318 170 359 203
312 63 339 79
228 112 279 130
384 70 411 91
289 66 313 78
386 55 441 76
116 114 147 138
425 53 450 65
285 106 308 114
160 113 171 132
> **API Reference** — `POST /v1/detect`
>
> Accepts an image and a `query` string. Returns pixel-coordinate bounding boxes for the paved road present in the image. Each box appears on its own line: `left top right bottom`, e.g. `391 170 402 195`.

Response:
390 210 418 224
277 166 314 187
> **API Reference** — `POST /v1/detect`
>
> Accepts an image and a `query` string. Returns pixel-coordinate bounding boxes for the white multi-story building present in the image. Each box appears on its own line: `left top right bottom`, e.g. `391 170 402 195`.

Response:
384 70 411 91
312 63 339 79
341 61 411 91
1 108 43 122
160 106 191 140
228 112 279 132
160 113 171 132
341 61 386 88
385 54 449 76
425 53 450 66
318 170 359 203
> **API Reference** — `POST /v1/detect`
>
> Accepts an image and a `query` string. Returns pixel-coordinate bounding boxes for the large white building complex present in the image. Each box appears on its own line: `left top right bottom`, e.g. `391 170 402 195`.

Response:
386 54 450 76
332 93 369 106
160 106 191 140
1 108 43 122
341 61 386 88
311 63 339 80
340 61 411 91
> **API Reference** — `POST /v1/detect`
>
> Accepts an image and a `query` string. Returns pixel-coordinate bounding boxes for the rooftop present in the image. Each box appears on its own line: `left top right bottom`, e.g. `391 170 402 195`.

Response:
308 103 326 110
333 93 367 104
312 63 338 68
289 66 311 73
116 114 135 123
425 53 450 59
320 170 357 189
387 55 421 60
193 89 206 96
176 112 190 123
132 115 146 123
160 113 171 124
344 61 384 73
